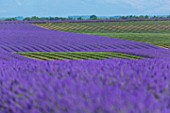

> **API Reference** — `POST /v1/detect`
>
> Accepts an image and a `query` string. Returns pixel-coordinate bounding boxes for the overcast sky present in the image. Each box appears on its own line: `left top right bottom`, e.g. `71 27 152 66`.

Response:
0 0 170 17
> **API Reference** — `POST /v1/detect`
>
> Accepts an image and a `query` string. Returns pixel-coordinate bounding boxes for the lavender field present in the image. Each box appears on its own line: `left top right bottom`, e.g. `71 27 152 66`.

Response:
0 21 170 113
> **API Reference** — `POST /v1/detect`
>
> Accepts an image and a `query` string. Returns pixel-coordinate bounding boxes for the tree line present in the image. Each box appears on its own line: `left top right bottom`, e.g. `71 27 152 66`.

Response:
4 15 170 21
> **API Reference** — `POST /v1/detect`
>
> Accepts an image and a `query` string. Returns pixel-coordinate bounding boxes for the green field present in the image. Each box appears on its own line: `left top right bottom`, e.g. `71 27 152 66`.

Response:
36 21 170 33
36 21 170 48
88 33 170 48
18 52 143 60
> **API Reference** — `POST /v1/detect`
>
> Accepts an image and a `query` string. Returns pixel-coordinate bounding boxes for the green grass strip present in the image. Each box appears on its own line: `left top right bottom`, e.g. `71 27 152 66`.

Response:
18 52 143 61
88 33 170 49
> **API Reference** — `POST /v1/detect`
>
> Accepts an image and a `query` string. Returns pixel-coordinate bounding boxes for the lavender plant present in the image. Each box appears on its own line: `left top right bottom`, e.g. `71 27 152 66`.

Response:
0 22 170 58
0 58 170 113
0 21 170 113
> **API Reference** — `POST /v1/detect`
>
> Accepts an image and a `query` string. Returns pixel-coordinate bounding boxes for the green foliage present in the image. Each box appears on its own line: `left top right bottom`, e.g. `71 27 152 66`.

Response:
3 15 170 21
18 52 142 60
5 18 17 21
77 17 83 20
23 16 68 21
90 15 98 20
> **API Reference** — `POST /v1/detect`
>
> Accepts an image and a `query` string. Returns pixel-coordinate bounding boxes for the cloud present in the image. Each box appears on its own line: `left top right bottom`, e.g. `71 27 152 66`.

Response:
145 0 170 14
97 0 170 14
1 0 170 17
15 0 22 6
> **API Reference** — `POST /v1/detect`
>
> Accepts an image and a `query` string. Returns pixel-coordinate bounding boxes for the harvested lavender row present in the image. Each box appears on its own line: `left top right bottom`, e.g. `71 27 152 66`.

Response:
0 58 170 113
0 23 170 58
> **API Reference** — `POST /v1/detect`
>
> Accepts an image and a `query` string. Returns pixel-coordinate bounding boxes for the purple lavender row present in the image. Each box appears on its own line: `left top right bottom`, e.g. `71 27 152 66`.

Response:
0 52 30 61
1 18 170 24
0 23 169 58
0 58 170 113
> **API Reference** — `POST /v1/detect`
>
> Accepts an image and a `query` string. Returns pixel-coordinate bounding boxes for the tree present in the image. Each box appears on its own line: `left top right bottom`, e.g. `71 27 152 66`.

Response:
49 17 55 20
5 18 17 21
31 16 39 21
121 16 128 19
90 15 97 20
153 16 159 19
54 17 60 20
145 15 149 19
23 17 31 21
77 17 83 20
167 15 170 18
139 15 145 19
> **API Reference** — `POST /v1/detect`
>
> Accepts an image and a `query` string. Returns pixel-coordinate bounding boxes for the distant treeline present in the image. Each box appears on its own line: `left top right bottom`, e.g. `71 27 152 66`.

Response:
4 15 170 21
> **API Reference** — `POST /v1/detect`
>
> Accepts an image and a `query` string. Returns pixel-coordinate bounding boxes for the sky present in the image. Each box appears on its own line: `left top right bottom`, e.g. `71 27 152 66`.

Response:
0 0 170 17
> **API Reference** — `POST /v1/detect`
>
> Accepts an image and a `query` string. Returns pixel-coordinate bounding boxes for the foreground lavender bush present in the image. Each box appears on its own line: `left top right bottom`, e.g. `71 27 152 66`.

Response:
0 58 170 113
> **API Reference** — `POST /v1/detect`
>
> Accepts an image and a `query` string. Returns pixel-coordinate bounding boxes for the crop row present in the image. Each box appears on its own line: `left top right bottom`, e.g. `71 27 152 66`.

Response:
2 18 170 24
1 21 170 113
0 52 30 61
158 44 170 49
1 23 169 58
36 21 170 49
36 21 170 33
89 33 170 49
0 41 159 53
18 52 143 60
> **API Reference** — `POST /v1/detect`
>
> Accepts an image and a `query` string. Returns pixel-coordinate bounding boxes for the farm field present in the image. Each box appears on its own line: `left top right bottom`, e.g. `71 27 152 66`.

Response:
36 21 170 48
36 21 170 33
1 21 170 113
18 52 142 60
89 33 170 48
